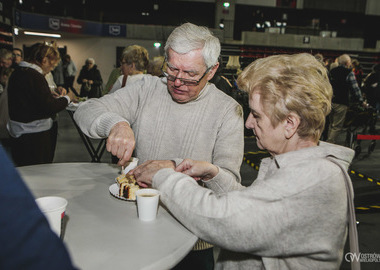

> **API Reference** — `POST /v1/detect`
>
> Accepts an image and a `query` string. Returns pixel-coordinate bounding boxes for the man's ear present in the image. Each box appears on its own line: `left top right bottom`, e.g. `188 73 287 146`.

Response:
284 112 300 139
206 62 220 81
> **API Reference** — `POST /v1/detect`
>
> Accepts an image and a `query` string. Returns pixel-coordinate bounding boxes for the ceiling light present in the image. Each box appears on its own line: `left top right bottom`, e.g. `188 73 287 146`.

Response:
223 2 230 8
154 42 161 48
24 31 61 38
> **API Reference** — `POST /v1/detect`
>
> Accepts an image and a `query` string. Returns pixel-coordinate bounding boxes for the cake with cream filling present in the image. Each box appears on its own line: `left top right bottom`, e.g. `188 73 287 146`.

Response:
116 174 140 200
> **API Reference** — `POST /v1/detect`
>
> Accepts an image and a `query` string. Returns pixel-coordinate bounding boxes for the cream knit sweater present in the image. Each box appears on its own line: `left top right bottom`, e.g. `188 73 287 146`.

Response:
74 75 244 183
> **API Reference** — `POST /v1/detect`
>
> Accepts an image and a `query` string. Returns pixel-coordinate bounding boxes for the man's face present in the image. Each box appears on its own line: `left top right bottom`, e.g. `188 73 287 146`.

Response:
165 48 216 103
12 50 22 64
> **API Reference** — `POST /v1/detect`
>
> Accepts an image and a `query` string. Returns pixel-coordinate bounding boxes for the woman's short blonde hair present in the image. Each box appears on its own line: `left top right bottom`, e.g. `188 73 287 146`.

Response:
237 53 332 142
26 41 60 66
121 45 149 72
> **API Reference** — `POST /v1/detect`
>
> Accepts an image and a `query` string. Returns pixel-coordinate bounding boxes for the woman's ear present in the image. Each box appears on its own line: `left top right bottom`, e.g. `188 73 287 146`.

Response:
41 57 48 65
284 113 300 139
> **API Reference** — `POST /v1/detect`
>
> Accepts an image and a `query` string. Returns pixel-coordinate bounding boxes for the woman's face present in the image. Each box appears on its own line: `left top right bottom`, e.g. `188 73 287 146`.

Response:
86 61 94 70
40 57 58 75
245 93 286 155
120 60 133 76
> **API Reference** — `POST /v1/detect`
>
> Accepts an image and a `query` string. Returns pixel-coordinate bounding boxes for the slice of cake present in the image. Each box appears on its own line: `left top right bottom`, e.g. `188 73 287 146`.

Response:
116 174 140 200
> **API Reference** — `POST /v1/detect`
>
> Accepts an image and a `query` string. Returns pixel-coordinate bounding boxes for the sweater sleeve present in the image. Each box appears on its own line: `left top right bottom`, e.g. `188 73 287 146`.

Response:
153 164 347 258
212 100 244 183
74 76 152 138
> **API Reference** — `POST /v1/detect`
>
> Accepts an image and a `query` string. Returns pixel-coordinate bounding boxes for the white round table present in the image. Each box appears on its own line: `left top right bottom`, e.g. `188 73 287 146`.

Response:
18 163 197 270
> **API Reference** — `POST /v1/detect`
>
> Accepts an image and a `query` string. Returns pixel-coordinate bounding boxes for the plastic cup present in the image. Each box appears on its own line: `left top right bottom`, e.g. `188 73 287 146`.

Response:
35 196 68 236
136 189 160 222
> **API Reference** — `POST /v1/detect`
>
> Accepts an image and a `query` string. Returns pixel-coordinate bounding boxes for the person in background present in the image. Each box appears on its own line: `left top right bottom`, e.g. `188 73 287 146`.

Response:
314 53 324 64
76 58 103 98
7 41 76 166
104 67 121 95
327 54 365 144
108 44 149 94
0 48 13 96
0 48 12 69
12 48 23 67
147 55 165 77
52 59 65 87
108 44 150 164
74 22 244 270
209 56 233 96
361 63 380 133
45 70 69 162
0 48 14 155
0 144 77 270
62 54 78 96
352 59 363 89
132 53 355 270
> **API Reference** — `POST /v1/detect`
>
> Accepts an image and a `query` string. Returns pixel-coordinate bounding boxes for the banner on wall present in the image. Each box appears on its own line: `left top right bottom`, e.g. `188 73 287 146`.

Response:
14 10 126 37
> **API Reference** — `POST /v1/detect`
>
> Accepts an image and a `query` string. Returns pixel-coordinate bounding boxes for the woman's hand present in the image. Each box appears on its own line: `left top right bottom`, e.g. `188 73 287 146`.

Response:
175 159 218 181
130 160 176 187
67 90 77 102
56 86 67 96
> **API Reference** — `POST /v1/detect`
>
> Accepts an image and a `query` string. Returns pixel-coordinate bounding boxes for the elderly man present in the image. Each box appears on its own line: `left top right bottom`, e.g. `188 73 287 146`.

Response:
74 22 244 269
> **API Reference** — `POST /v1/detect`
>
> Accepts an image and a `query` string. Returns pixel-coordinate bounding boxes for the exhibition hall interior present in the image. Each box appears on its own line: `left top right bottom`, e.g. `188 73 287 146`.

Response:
1 0 380 269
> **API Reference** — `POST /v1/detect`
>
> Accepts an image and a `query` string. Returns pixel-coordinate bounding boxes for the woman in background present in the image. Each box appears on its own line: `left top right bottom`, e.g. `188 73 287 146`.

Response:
7 41 76 166
108 45 149 94
77 58 103 98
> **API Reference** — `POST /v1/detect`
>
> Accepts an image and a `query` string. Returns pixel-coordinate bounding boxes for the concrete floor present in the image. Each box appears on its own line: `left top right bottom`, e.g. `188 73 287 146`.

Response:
54 110 380 269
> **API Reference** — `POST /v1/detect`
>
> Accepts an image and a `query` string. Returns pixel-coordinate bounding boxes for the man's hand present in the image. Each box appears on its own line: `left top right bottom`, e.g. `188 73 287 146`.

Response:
106 122 135 166
131 160 176 187
176 159 218 181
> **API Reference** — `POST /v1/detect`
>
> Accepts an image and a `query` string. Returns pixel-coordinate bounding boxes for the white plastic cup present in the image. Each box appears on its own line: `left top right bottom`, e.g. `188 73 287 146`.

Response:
35 196 68 236
136 189 160 222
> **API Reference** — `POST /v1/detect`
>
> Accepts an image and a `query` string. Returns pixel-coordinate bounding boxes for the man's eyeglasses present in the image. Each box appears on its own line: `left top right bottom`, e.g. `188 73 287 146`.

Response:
161 61 212 86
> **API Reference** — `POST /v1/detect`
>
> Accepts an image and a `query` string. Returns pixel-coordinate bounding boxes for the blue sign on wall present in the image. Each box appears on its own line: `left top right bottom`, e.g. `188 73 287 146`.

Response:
15 10 126 37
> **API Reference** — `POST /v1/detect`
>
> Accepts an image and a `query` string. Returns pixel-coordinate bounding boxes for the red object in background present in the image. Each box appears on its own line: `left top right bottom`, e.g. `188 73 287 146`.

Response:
357 134 380 141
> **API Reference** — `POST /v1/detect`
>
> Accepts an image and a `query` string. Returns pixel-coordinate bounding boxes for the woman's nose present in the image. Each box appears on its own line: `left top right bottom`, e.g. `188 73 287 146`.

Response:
245 114 254 130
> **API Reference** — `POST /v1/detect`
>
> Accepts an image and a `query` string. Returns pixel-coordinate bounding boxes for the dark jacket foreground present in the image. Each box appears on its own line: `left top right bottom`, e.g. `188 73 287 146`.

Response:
0 145 77 270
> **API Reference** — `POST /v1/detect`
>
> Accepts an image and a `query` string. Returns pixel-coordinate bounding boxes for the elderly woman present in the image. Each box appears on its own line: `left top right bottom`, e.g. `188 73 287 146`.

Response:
77 57 103 98
108 44 149 94
7 42 76 166
132 53 355 269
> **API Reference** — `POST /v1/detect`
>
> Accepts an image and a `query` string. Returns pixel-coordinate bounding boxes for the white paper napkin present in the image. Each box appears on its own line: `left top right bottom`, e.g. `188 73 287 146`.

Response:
123 157 139 174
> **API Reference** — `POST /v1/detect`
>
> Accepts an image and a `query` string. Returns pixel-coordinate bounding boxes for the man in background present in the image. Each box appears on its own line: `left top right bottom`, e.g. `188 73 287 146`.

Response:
327 54 365 144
